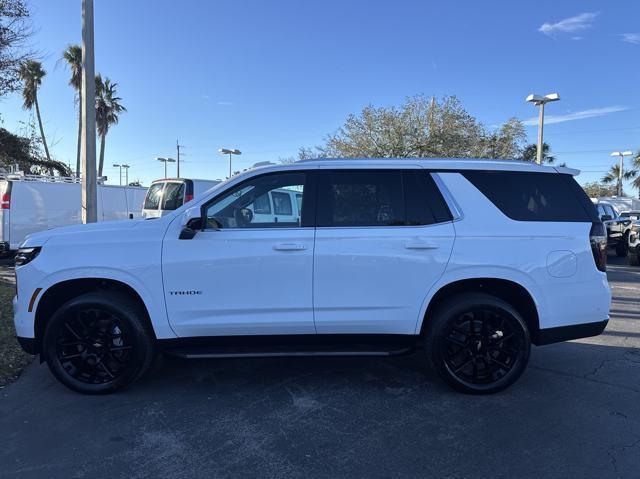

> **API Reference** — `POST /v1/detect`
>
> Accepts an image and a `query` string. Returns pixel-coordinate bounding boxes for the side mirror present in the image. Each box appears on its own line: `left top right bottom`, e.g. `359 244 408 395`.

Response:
179 217 202 240
601 214 612 222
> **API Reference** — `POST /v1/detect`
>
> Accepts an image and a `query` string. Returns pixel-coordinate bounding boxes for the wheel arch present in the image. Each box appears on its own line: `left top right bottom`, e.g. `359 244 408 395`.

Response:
33 278 156 355
419 277 540 342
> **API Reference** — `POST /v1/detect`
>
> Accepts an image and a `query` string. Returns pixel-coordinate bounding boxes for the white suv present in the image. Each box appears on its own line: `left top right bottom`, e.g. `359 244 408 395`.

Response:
13 159 611 394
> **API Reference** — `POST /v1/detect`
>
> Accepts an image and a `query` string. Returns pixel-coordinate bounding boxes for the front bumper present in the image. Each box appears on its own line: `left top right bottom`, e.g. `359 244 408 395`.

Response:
533 319 609 346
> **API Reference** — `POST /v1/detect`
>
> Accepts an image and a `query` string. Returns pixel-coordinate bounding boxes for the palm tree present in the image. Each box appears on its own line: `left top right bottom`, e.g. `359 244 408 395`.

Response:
95 75 126 177
632 150 640 193
18 60 51 162
602 163 638 196
62 45 82 176
521 142 556 164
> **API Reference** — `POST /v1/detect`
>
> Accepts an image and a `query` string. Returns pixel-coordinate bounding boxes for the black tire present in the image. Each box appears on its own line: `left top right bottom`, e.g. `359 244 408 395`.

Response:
630 253 640 267
424 293 530 394
42 292 155 394
616 234 629 257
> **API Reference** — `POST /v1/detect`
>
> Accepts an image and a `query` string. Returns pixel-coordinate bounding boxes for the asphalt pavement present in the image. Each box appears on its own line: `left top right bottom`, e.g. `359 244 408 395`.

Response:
0 256 639 479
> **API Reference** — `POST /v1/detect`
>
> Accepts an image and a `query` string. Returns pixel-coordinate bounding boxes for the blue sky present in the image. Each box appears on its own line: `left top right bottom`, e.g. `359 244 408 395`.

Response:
1 0 639 192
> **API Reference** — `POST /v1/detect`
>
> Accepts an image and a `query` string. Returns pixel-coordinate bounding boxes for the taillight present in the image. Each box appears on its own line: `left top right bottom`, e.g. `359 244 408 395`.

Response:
590 222 607 272
184 194 193 203
1 193 10 209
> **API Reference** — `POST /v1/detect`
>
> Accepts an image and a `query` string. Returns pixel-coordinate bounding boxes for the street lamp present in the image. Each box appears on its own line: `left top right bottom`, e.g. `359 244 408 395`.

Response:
156 157 176 178
122 164 130 186
526 92 560 165
218 148 241 179
610 151 633 197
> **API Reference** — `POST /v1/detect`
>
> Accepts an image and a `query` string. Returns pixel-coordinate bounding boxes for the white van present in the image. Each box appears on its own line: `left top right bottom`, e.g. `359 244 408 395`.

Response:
142 178 220 218
0 174 147 254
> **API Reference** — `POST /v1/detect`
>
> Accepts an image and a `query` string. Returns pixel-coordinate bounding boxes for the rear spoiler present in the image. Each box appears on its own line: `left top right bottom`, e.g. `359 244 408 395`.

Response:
554 166 580 176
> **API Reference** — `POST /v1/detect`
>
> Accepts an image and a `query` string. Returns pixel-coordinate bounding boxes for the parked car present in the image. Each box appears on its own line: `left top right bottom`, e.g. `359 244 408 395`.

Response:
13 159 611 395
0 174 146 255
620 210 640 221
142 178 219 218
594 202 632 257
629 220 640 266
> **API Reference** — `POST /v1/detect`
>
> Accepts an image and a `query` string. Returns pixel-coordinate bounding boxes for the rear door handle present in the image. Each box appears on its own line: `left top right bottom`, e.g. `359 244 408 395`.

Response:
404 242 439 250
273 243 307 251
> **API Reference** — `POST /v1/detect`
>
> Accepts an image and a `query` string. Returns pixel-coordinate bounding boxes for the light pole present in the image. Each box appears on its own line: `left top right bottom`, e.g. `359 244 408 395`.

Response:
156 157 176 178
122 164 130 185
525 93 560 165
113 163 123 185
81 0 97 223
610 151 633 197
218 148 241 179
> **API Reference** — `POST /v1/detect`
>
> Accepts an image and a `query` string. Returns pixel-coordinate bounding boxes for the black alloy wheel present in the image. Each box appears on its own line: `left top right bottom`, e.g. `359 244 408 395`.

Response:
425 293 530 394
43 292 154 394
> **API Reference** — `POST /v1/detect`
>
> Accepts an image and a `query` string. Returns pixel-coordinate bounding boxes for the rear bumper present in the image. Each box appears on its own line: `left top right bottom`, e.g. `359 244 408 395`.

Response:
16 336 37 355
533 319 608 346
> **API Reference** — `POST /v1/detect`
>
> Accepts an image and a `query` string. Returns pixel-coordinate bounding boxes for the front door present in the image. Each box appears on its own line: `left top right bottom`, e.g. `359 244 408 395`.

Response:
162 170 316 337
312 168 455 335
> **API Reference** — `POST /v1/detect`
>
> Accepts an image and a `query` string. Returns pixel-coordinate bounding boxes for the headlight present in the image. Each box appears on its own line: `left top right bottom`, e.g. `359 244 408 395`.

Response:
15 247 41 266
632 223 640 234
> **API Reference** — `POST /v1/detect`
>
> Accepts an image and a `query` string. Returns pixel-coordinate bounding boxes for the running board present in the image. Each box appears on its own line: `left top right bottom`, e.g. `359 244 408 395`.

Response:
158 334 418 359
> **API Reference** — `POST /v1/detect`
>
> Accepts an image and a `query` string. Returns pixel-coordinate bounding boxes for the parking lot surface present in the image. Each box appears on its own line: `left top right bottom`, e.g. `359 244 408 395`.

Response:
0 256 639 479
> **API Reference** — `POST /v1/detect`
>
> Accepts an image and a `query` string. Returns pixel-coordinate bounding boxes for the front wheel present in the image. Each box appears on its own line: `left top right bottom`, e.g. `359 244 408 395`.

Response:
424 293 530 394
630 253 640 267
42 292 154 394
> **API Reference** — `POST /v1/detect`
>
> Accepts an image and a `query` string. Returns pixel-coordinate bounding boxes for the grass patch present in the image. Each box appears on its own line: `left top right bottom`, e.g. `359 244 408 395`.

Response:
0 281 31 387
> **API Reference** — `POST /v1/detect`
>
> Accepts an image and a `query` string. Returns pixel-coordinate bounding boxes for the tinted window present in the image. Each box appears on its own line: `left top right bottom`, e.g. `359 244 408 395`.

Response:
463 171 597 222
144 183 164 210
162 182 185 210
253 193 271 214
316 170 405 227
403 171 452 225
204 172 306 229
272 191 293 215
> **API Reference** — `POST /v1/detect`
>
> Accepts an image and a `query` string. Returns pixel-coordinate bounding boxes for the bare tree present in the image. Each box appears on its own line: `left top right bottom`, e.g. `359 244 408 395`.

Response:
0 0 33 97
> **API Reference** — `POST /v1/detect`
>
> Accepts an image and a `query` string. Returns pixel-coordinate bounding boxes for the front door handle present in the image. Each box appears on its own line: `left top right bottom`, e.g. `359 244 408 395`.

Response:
273 243 307 251
405 242 439 250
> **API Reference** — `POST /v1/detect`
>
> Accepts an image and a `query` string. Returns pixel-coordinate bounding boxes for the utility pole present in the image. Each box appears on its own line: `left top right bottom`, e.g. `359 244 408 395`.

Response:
81 0 97 223
176 140 185 178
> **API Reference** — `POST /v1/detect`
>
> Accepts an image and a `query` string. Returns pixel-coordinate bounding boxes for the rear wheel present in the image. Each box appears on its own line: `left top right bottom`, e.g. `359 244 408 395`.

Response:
616 233 629 257
424 293 530 394
42 292 154 394
630 253 640 266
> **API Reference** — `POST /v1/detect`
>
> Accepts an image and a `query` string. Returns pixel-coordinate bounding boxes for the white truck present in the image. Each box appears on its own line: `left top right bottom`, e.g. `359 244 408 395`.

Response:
0 174 147 255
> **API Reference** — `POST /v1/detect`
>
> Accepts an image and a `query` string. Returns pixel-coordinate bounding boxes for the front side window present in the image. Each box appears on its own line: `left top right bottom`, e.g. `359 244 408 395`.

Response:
203 172 306 229
162 182 185 210
144 182 164 210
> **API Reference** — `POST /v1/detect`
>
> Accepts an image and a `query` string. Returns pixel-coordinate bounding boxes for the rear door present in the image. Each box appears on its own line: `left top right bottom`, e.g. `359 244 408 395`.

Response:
312 168 455 335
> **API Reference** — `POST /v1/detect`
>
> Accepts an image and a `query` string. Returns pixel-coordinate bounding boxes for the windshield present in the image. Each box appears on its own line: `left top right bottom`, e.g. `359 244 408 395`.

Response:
144 182 164 210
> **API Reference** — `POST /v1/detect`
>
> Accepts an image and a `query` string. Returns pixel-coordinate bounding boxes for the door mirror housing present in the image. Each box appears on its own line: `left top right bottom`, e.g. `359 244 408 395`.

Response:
179 208 204 240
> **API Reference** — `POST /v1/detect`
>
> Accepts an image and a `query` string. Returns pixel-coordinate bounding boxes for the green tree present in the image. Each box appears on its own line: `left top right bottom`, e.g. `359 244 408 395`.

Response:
0 0 32 97
0 127 70 176
602 163 638 196
520 143 556 164
18 60 51 162
582 181 617 198
305 95 526 160
62 44 82 176
95 75 126 177
632 150 640 194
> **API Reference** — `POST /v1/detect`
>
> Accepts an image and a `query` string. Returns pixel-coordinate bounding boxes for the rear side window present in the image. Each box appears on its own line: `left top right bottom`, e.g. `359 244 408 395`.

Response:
462 171 598 222
316 170 451 227
144 183 164 210
162 182 185 210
